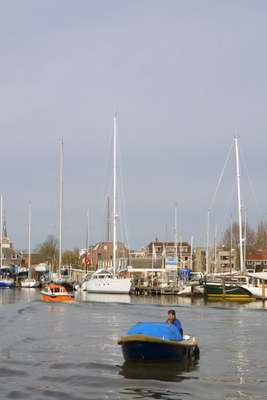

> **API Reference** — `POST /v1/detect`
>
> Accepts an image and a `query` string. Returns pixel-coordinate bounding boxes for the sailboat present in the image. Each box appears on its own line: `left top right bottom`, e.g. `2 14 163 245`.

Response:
204 137 255 300
41 140 74 302
21 202 39 288
81 114 132 294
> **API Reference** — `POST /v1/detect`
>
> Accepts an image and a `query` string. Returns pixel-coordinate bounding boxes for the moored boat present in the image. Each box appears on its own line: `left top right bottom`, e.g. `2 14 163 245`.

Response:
118 322 199 362
81 269 131 294
204 280 255 300
0 278 15 288
21 278 39 288
41 284 74 302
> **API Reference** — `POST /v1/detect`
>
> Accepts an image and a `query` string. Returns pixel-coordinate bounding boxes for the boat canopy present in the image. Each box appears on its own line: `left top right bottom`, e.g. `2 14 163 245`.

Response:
127 322 182 341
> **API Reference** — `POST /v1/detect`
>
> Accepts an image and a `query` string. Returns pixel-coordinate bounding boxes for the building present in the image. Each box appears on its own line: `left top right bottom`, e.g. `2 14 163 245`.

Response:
245 249 267 272
208 247 237 273
193 248 206 273
87 241 129 271
0 216 22 268
146 239 192 269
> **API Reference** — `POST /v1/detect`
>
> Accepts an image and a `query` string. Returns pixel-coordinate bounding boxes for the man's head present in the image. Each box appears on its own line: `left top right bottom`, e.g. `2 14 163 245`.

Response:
167 309 176 323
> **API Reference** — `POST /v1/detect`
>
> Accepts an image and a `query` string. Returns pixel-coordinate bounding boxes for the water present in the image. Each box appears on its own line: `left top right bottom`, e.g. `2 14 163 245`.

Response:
0 289 266 400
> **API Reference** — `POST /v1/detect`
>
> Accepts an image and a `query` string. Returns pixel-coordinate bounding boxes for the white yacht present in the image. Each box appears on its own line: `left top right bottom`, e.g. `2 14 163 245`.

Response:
81 269 131 294
82 114 131 295
21 278 39 288
239 272 267 300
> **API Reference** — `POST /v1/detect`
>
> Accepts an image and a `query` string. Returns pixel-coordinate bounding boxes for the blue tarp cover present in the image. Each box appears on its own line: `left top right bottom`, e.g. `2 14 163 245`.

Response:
127 322 182 341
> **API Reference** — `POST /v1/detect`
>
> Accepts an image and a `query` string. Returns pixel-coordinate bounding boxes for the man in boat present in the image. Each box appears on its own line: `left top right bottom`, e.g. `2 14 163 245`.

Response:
166 309 183 337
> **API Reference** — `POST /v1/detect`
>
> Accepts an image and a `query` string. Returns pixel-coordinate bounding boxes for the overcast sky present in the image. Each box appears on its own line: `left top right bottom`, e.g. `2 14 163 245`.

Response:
1 1 267 250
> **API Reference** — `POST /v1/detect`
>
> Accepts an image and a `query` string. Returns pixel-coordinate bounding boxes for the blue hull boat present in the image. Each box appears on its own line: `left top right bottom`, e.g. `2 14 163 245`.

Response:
118 323 199 362
0 279 15 288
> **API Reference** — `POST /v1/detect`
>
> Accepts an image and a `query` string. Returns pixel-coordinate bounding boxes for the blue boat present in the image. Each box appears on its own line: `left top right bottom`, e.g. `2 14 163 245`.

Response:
0 278 15 288
118 322 199 362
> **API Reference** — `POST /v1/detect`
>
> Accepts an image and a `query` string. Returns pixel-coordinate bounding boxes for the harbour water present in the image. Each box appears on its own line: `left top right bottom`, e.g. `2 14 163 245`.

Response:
0 289 266 400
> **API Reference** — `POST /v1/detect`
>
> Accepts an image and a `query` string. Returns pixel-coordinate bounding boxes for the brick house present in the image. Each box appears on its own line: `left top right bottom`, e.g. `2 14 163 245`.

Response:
245 249 267 272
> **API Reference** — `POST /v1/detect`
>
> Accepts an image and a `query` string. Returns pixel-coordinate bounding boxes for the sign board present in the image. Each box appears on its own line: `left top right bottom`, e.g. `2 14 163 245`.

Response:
165 256 177 271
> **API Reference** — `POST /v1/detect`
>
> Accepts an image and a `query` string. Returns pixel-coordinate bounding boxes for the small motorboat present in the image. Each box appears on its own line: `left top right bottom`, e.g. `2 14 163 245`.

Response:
41 284 74 302
118 322 199 362
21 278 40 288
0 278 15 288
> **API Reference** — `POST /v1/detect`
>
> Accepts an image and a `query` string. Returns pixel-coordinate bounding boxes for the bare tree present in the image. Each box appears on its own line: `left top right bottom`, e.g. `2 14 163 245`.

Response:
255 220 267 249
36 235 58 269
62 248 80 267
222 221 255 250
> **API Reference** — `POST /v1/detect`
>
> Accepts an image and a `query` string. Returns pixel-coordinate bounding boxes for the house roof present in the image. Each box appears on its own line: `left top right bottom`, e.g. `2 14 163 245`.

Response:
246 249 267 260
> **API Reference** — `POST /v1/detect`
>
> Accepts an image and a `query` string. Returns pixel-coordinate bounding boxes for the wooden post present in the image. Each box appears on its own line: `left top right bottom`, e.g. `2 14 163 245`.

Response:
262 280 266 301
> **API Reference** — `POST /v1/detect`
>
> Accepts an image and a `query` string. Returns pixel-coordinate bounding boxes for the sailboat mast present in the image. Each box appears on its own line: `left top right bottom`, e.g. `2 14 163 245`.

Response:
206 210 210 274
230 215 233 273
59 138 63 276
234 137 244 272
113 114 117 276
28 202 31 279
214 224 217 273
243 208 247 271
86 209 89 250
174 203 178 261
0 195 2 270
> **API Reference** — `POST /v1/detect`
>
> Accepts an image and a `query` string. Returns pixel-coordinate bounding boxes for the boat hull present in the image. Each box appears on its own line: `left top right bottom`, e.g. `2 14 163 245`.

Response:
21 279 39 288
82 277 131 294
204 282 255 300
241 284 267 300
41 293 74 302
0 280 15 288
118 334 199 362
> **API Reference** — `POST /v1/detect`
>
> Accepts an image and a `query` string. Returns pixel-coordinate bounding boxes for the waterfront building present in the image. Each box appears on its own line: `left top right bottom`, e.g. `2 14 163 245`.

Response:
208 247 237 273
245 249 267 272
146 239 192 269
193 248 206 273
88 241 129 271
0 216 22 268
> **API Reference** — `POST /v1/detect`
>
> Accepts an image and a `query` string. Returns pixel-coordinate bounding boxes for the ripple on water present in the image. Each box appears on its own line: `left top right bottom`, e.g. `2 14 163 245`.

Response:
0 290 267 400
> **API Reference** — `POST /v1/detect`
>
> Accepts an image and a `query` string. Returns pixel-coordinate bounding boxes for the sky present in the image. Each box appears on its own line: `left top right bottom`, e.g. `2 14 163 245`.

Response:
1 1 267 251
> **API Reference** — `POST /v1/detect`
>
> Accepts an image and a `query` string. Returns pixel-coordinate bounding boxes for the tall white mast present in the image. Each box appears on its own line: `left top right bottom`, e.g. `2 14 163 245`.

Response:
28 202 31 279
234 136 244 272
230 214 233 273
214 224 217 273
0 195 2 270
174 203 178 261
59 138 63 276
243 207 247 271
86 209 89 250
206 210 210 274
113 114 117 276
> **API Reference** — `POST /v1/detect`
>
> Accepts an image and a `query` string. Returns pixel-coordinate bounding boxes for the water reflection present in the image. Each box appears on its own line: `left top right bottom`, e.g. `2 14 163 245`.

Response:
0 288 39 305
79 292 131 303
119 359 199 382
47 305 65 313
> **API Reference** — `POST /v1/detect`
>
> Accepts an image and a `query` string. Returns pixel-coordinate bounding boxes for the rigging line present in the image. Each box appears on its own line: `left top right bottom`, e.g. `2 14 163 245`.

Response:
239 144 263 218
116 118 130 249
101 126 113 241
222 176 237 227
101 124 113 208
208 138 235 213
117 137 130 250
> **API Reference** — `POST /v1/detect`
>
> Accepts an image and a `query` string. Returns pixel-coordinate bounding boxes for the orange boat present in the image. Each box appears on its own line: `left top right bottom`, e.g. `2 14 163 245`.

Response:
41 284 74 302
